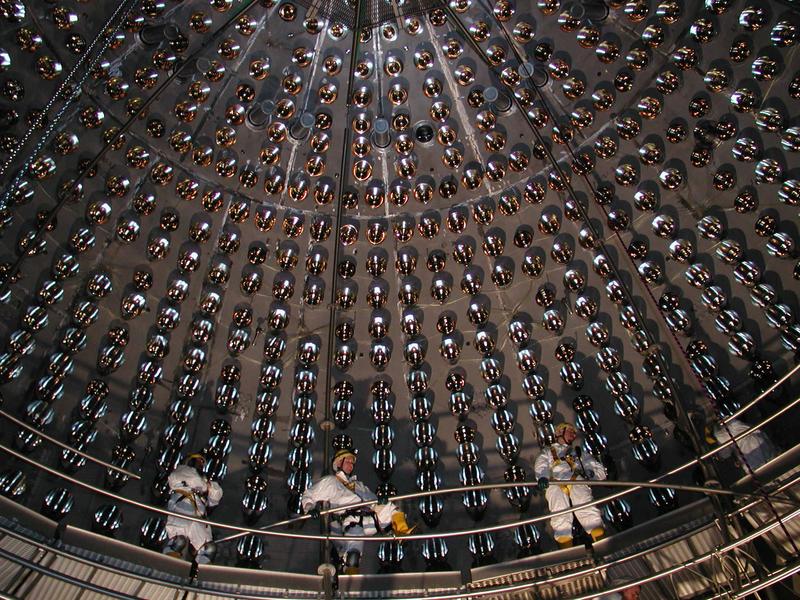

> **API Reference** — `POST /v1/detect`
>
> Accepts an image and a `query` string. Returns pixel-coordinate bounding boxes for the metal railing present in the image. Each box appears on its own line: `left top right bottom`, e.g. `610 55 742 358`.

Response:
0 489 797 600
708 560 800 600
2 395 799 544
510 505 800 600
0 409 140 480
722 362 800 425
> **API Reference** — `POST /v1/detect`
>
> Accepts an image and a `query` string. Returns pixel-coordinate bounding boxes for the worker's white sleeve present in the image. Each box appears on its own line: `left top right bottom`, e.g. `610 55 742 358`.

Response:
207 480 223 507
301 476 363 513
351 480 395 526
374 503 396 527
715 419 748 460
582 455 607 481
168 465 206 493
534 451 552 481
353 481 377 502
301 477 331 512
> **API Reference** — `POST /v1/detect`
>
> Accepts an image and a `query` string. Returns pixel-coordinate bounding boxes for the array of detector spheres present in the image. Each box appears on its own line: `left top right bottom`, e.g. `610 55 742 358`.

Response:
0 0 796 571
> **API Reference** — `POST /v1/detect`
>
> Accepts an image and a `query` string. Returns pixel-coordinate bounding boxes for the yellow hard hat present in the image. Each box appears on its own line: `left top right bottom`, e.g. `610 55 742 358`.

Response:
185 452 206 467
332 448 357 470
555 422 577 438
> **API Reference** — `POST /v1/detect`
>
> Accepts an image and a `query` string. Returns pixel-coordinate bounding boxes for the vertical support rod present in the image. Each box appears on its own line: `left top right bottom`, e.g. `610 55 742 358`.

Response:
444 0 726 508
321 0 366 569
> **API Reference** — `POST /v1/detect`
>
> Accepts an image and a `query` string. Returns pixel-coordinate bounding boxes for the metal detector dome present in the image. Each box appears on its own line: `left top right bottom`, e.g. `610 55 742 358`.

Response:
0 0 798 597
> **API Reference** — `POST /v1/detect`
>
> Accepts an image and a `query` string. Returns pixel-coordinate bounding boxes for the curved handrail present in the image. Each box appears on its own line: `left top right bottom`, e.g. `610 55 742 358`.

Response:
470 504 800 600
0 493 798 600
708 560 800 600
2 349 792 545
722 362 800 425
2 388 798 544
0 409 141 480
0 544 138 600
3 436 799 544
212 477 800 546
0 523 308 600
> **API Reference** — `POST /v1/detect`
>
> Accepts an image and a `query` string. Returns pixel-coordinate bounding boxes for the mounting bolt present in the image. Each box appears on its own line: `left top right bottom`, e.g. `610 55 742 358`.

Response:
371 117 391 148
290 112 315 140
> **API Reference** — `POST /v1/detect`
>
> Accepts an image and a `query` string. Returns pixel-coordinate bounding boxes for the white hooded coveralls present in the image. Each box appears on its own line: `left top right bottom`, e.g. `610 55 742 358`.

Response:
534 443 606 541
301 471 397 558
165 465 223 551
715 418 776 471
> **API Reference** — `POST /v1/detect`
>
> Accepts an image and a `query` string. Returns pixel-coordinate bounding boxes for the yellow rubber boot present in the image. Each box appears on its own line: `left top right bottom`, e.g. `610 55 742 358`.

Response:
344 566 359 575
556 536 573 549
391 511 416 535
590 527 605 541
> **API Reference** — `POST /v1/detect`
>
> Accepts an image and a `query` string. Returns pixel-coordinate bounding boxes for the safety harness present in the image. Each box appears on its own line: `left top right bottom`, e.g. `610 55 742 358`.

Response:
173 486 207 516
329 473 387 534
549 445 581 496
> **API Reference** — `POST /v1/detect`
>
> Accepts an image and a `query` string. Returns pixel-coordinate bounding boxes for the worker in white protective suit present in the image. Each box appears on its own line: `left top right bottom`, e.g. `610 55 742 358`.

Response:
301 448 414 574
710 418 776 472
163 452 223 564
534 422 607 548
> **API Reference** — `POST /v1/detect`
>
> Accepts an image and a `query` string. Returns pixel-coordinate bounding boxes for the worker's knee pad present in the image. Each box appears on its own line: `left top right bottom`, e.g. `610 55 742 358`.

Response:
165 535 188 553
196 541 217 564
345 550 361 568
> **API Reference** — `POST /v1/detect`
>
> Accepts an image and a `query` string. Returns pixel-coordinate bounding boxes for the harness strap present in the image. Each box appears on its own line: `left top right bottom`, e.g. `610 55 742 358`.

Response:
174 488 205 516
331 508 388 534
336 471 357 491
550 446 580 495
549 445 560 465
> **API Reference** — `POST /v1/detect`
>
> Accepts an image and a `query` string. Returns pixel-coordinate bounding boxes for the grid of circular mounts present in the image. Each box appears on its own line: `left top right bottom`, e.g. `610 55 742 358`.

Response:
0 0 797 572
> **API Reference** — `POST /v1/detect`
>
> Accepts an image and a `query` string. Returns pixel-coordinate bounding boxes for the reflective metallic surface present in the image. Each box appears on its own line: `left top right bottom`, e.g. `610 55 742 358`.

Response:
0 0 797 594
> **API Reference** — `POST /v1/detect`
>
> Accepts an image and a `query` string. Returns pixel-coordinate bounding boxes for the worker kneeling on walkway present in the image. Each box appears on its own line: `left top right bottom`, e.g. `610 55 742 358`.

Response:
163 452 223 564
301 448 415 574
534 422 607 548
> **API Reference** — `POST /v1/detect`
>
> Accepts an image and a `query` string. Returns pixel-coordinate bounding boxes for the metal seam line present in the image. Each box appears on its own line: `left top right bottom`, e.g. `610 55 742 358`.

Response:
489 4 791 469
483 4 793 545
0 409 140 480
0 1 792 596
318 0 366 571
442 0 706 453
3 434 798 544
322 0 367 471
0 0 142 183
488 5 711 424
442 3 734 533
0 0 262 297
480 4 716 455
